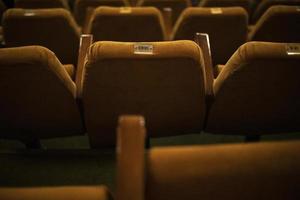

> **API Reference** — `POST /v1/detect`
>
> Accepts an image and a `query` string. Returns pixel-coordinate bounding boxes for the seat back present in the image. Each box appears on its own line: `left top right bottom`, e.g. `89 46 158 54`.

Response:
173 7 248 65
82 41 206 147
199 0 253 14
206 42 300 134
0 46 83 142
249 5 300 43
15 0 70 9
252 0 300 23
88 6 166 42
3 8 80 65
146 141 300 200
137 0 191 25
74 0 129 26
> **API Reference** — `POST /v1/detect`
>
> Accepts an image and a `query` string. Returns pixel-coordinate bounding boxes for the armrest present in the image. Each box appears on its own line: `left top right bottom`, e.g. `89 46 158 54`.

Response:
194 33 214 98
116 115 146 200
162 7 173 41
75 34 93 98
0 186 113 200
63 64 75 79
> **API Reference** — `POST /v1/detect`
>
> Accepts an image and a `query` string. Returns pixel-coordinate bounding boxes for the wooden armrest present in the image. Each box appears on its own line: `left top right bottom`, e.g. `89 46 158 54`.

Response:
162 7 173 41
0 186 113 200
116 115 146 200
216 64 225 76
76 34 93 98
194 33 214 98
83 7 96 33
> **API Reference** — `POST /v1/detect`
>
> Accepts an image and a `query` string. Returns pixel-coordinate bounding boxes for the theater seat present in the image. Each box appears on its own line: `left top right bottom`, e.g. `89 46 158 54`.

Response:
137 0 191 25
0 186 112 200
116 116 300 200
0 46 83 147
172 7 248 66
248 5 300 43
74 0 129 27
251 0 300 24
81 40 206 147
15 0 70 9
205 41 300 135
87 6 166 42
199 0 254 15
3 8 80 66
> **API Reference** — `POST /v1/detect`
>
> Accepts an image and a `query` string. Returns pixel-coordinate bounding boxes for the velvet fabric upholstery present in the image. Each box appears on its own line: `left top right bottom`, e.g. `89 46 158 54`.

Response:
15 0 70 9
74 0 129 26
88 6 166 42
82 40 206 147
248 5 300 43
0 46 83 141
206 41 300 134
0 186 112 200
251 0 300 23
199 0 254 15
137 0 191 25
172 7 248 65
3 8 80 65
145 140 300 200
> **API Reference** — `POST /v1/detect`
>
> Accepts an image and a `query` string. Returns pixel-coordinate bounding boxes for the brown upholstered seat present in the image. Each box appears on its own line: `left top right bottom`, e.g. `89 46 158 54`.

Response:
116 116 300 200
205 42 300 135
248 5 300 43
0 186 112 200
0 46 83 145
82 41 206 147
251 0 300 24
172 7 248 65
137 0 191 25
74 0 129 27
87 6 166 42
15 0 70 9
3 8 80 66
199 0 254 15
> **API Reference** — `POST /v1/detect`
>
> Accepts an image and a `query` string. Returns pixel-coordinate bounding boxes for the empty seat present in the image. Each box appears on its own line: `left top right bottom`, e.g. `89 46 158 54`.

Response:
172 7 248 65
15 0 70 9
116 116 300 200
74 0 129 27
137 0 191 25
0 186 112 200
88 6 166 42
205 42 300 135
0 46 83 146
248 5 300 43
3 8 80 66
252 0 300 23
82 41 206 147
199 0 254 15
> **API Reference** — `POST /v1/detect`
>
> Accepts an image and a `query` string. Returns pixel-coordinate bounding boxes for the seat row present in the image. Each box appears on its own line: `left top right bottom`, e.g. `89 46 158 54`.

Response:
10 0 300 25
0 39 299 147
0 116 300 199
2 5 300 67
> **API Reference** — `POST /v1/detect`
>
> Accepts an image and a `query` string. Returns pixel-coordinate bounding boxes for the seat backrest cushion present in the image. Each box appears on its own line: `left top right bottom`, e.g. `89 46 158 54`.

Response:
206 41 300 134
146 140 300 200
3 8 80 65
88 6 166 42
0 46 83 140
173 7 248 65
83 40 206 147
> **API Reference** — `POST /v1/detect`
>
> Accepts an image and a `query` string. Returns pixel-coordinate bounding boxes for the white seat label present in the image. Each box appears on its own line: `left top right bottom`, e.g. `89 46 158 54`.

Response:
210 8 223 14
134 44 154 55
286 44 300 55
24 10 36 16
